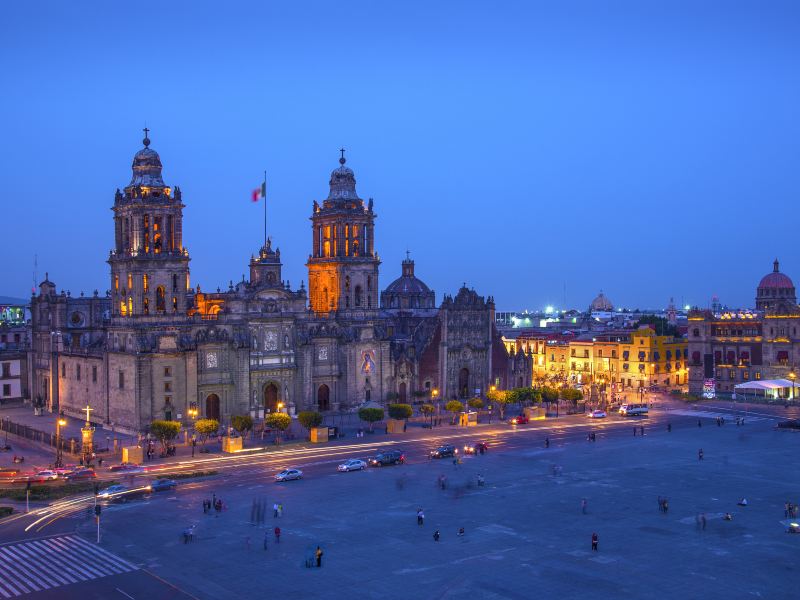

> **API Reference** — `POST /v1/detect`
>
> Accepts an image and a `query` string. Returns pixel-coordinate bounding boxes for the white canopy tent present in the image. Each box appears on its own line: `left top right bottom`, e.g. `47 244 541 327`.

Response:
734 379 796 400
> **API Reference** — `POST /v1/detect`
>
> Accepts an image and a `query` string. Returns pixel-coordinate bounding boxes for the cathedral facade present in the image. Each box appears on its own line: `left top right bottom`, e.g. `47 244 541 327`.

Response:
28 134 529 432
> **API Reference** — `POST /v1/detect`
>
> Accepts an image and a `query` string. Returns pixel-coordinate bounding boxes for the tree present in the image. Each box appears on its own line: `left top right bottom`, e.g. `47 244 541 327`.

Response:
297 411 323 437
265 412 292 442
387 403 413 420
487 389 512 419
149 420 181 452
561 388 583 408
444 400 464 424
468 398 484 410
358 407 384 432
230 414 253 438
540 386 559 404
194 419 219 446
635 315 679 337
420 403 435 427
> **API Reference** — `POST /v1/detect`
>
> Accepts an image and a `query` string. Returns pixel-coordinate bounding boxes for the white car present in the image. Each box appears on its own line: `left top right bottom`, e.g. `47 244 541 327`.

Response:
588 410 607 419
275 468 303 482
337 459 367 472
36 470 59 480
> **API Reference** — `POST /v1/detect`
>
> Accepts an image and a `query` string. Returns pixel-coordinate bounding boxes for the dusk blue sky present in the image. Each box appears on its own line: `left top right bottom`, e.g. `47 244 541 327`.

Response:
2 1 799 311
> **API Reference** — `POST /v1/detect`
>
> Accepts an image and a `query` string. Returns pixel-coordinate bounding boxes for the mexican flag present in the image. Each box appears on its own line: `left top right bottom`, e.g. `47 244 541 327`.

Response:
252 181 266 202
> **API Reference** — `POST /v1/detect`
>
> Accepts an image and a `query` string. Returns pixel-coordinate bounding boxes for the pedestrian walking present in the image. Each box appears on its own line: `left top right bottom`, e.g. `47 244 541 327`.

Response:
315 546 323 567
417 508 424 526
640 426 644 436
581 498 587 515
785 502 790 518
633 427 637 437
433 530 440 542
545 437 550 448
263 531 269 550
273 503 279 518
591 432 596 442
698 448 704 461
701 513 707 530
667 423 672 432
591 532 598 551
698 419 702 428
663 498 669 513
278 504 283 517
457 527 465 537
274 526 281 543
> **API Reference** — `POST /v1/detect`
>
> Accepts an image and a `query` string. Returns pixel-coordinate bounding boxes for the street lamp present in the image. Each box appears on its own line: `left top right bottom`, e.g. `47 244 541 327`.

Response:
188 402 198 457
55 411 67 468
431 389 439 427
789 371 796 402
277 402 285 413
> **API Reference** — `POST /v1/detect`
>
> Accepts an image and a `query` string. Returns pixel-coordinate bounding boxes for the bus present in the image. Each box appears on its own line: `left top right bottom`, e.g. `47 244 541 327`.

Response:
619 403 649 416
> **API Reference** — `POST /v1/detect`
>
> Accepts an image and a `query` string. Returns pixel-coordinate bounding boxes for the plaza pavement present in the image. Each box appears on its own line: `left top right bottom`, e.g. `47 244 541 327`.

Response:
57 408 800 600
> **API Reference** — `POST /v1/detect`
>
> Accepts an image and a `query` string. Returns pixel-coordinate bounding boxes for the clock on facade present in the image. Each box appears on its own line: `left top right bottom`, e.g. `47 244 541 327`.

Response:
206 351 218 369
318 346 328 360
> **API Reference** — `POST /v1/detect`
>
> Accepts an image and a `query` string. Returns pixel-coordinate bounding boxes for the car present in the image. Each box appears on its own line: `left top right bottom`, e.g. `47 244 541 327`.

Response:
0 468 20 479
429 445 457 459
148 479 177 492
777 419 800 430
66 468 97 481
463 441 489 455
588 410 607 419
275 468 303 482
97 484 128 499
509 415 529 425
337 459 367 472
54 466 78 477
367 450 405 467
36 470 59 481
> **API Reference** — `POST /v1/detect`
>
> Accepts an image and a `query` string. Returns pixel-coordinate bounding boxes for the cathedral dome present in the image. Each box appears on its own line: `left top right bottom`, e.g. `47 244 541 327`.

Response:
758 259 794 290
327 153 360 201
129 131 166 188
381 258 435 310
590 291 613 312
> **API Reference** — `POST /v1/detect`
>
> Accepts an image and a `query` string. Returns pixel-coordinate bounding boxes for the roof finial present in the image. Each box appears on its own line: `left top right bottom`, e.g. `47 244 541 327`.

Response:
143 126 150 148
339 147 346 165
405 249 411 261
774 258 780 273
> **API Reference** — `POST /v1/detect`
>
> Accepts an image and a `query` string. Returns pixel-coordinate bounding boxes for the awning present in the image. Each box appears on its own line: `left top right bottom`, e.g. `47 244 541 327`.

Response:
734 379 795 391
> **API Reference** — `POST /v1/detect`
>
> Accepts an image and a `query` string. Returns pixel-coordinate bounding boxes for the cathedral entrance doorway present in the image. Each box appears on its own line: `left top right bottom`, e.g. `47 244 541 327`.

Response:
317 384 330 412
264 383 279 413
458 368 469 399
399 382 407 403
206 394 220 421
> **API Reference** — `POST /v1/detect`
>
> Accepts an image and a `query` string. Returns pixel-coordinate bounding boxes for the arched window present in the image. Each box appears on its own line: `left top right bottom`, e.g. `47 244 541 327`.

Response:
317 384 330 411
143 273 149 293
352 241 359 256
143 297 149 315
355 285 362 307
114 274 119 291
156 286 166 312
172 296 178 312
172 274 178 290
127 297 133 315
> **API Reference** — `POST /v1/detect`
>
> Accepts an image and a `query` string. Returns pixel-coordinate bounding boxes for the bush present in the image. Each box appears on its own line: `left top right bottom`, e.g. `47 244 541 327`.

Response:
468 398 484 410
194 419 219 445
358 407 384 431
265 412 292 432
0 506 13 519
150 420 181 451
297 411 324 431
168 470 219 480
387 403 413 420
230 415 254 436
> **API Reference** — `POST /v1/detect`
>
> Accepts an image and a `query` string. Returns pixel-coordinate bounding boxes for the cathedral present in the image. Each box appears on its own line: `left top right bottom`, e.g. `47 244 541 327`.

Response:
28 132 530 432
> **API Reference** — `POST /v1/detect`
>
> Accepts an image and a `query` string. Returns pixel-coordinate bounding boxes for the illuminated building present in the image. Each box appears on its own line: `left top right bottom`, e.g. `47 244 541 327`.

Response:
27 133 529 430
688 260 800 396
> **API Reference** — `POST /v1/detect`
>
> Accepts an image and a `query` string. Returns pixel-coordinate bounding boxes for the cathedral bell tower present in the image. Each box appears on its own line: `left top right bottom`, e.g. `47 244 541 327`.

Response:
307 150 379 314
108 130 191 319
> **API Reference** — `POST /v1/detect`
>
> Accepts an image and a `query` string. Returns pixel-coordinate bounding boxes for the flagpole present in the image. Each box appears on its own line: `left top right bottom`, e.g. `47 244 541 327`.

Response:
263 170 267 249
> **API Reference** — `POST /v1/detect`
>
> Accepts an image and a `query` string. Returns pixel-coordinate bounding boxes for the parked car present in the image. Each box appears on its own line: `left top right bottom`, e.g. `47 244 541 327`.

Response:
367 450 405 467
54 466 78 477
429 445 457 459
777 419 800 430
588 410 607 419
509 415 529 425
36 470 59 481
275 468 303 482
66 468 97 481
463 441 489 455
109 463 144 474
337 459 367 472
148 479 177 492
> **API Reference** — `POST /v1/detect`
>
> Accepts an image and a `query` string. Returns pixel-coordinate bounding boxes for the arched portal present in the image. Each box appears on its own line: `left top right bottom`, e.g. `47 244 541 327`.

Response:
205 394 220 421
399 382 407 403
264 382 279 413
458 368 470 399
317 384 330 412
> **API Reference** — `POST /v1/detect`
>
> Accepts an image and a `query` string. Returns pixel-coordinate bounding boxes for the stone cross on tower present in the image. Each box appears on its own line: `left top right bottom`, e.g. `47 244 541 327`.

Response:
82 404 93 424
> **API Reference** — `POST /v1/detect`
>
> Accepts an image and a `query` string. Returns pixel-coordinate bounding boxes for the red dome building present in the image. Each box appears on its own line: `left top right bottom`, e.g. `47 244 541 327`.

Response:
756 259 796 311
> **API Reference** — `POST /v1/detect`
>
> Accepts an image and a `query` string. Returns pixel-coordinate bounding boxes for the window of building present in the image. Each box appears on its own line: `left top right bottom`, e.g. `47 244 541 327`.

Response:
597 349 603 357
61 363 66 378
755 371 761 380
164 367 172 377
156 286 166 312
127 273 133 290
172 274 178 290
172 297 178 311
119 371 125 389
114 274 119 291
165 382 172 392
1 363 9 378
743 370 749 380
143 273 149 293
143 297 149 315
729 370 735 380
92 366 97 383
2 384 9 397
76 365 81 381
